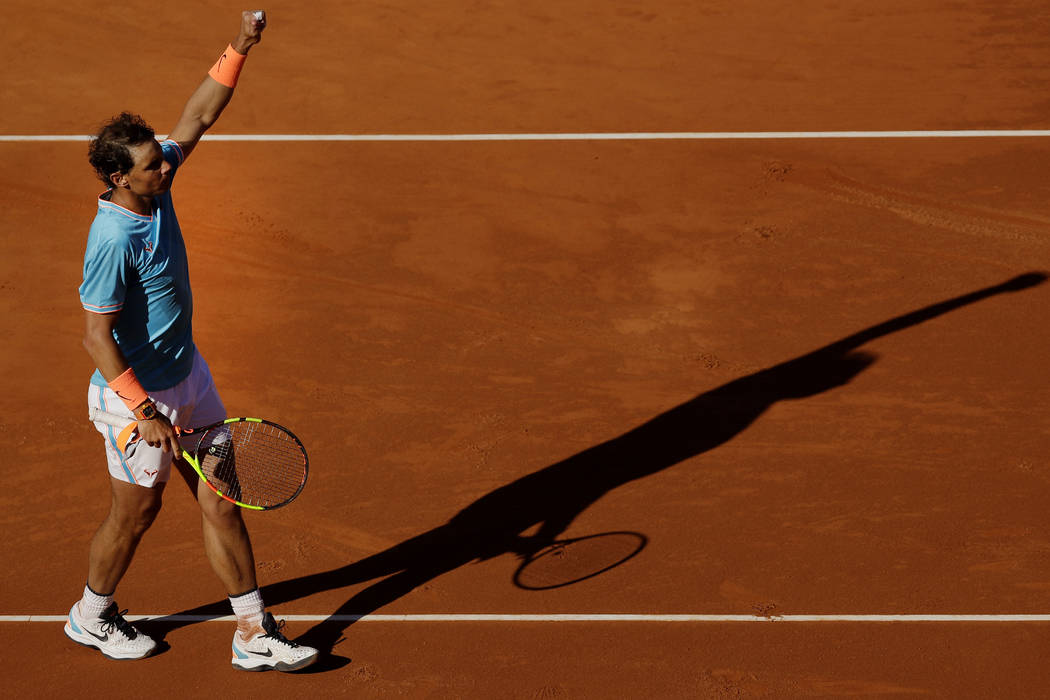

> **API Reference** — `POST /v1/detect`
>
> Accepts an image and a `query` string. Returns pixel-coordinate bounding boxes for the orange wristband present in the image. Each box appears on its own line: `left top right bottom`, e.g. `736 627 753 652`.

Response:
208 44 247 88
108 367 149 412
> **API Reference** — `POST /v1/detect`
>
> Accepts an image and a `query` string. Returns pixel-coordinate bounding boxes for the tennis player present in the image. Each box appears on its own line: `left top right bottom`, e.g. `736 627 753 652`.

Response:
65 10 318 672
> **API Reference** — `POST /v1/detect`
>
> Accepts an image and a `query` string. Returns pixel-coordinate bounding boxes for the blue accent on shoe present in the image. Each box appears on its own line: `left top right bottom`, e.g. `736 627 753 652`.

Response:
233 642 249 659
69 613 82 634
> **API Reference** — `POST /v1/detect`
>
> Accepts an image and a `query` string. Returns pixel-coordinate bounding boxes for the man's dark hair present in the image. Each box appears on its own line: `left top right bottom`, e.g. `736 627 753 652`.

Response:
87 112 156 186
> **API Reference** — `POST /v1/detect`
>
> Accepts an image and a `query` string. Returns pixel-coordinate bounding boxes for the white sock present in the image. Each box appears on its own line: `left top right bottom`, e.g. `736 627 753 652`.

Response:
80 583 114 619
229 587 265 634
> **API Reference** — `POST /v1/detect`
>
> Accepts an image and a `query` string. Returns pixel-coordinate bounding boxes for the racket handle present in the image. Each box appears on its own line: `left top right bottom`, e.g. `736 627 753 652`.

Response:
88 407 145 454
88 407 136 429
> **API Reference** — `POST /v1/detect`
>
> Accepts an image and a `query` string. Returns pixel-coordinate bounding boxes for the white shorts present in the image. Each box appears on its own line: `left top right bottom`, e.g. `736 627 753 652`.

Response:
88 349 227 488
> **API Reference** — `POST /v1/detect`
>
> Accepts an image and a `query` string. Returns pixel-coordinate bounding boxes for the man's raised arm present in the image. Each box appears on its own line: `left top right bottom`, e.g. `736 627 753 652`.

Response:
168 10 267 160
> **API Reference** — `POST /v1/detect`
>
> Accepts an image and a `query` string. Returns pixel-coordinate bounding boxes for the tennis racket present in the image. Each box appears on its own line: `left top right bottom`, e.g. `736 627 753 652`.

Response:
89 408 308 511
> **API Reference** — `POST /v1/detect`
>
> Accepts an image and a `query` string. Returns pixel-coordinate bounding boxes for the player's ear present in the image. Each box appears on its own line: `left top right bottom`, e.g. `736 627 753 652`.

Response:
109 170 129 189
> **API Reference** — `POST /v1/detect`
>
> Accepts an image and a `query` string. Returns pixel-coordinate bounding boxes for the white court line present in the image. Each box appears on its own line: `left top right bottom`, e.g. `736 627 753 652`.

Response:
2 130 1050 142
5 614 1050 622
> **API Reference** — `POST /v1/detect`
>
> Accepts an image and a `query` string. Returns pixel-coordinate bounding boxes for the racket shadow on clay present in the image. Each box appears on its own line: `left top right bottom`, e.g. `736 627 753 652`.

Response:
155 272 1046 668
513 531 649 591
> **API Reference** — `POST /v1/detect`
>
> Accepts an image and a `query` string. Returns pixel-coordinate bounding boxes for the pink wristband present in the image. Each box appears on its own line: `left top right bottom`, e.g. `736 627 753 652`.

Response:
208 44 247 88
107 367 148 411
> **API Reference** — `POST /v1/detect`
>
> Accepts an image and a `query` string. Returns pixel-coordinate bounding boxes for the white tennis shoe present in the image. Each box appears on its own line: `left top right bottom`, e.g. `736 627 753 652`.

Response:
64 601 157 660
231 612 319 672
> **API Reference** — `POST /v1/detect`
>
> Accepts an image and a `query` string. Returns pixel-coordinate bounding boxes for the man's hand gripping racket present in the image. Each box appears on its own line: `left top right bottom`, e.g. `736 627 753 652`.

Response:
89 408 308 511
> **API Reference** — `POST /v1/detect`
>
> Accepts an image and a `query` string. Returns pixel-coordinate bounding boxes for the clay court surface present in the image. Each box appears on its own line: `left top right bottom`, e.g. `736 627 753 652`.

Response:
3 1 1050 696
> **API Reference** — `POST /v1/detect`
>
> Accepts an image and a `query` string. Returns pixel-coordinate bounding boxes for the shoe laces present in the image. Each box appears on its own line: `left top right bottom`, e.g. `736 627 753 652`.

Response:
100 604 139 640
260 614 299 648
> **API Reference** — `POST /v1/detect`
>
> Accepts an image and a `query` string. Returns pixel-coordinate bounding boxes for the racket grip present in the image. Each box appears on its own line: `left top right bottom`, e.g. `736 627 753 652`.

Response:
88 407 143 454
88 407 136 429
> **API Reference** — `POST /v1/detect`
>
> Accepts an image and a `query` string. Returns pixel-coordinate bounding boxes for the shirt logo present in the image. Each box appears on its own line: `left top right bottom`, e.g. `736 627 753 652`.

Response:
144 241 154 253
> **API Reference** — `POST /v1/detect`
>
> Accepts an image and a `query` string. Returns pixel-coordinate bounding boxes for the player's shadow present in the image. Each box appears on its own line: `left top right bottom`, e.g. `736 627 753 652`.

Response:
152 271 1045 669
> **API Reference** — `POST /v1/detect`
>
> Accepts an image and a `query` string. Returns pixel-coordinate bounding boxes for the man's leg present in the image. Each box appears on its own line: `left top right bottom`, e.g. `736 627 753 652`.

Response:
175 460 260 633
176 460 318 671
198 482 260 618
87 477 165 596
65 477 162 660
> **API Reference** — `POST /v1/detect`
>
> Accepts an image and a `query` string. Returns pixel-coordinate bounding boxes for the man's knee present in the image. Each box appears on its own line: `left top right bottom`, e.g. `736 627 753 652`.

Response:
109 500 161 536
198 491 241 524
108 482 163 535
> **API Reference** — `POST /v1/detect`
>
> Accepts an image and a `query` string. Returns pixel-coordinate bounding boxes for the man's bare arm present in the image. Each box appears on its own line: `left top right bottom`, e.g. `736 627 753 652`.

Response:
84 311 181 456
167 11 267 160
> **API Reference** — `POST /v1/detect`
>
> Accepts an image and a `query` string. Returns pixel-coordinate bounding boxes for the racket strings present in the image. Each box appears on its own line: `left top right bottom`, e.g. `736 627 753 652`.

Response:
199 421 307 507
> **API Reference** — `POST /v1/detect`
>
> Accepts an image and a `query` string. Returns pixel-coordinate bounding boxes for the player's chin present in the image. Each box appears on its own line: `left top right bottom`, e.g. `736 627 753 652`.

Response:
156 177 172 193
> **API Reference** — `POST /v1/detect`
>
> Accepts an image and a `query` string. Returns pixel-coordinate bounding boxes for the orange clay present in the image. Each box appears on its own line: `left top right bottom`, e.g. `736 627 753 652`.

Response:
207 44 247 88
107 366 148 411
